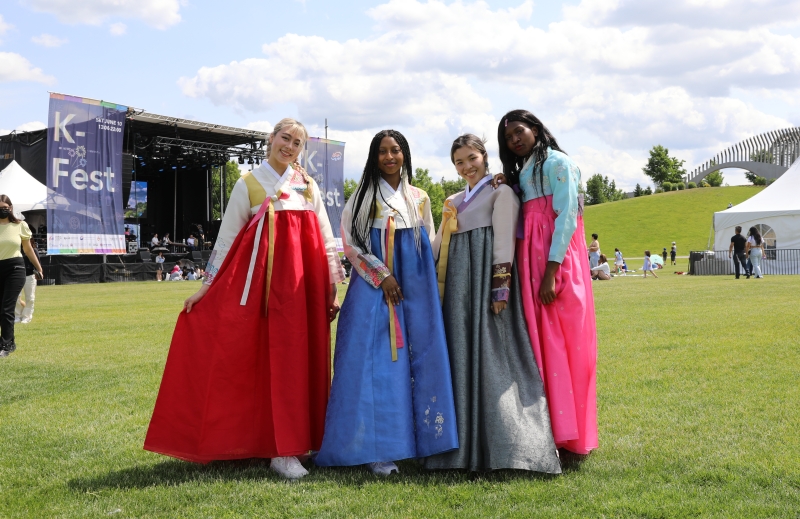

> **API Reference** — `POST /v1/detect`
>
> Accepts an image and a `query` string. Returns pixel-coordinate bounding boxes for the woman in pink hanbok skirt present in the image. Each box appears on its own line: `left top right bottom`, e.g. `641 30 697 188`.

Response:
496 109 598 455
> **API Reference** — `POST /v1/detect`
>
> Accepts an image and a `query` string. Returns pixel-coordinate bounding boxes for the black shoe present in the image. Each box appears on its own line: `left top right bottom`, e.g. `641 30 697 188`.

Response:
0 340 15 356
746 274 750 279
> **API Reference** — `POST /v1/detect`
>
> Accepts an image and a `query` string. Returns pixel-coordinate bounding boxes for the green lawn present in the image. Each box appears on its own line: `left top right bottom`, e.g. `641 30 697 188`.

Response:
2 273 799 518
583 186 764 257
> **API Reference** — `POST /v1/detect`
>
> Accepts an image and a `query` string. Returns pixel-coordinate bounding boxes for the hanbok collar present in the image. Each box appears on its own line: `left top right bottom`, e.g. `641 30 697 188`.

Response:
379 177 401 196
463 175 492 203
263 162 293 184
520 146 553 174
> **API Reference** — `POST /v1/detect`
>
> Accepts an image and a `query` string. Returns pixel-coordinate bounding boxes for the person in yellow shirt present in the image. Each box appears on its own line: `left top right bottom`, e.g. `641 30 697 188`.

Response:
0 195 43 358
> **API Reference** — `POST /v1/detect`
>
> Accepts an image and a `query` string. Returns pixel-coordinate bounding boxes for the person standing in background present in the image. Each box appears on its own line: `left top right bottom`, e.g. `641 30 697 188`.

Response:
0 195 44 358
155 251 165 281
14 238 39 324
588 233 600 268
728 226 748 279
661 247 668 265
670 242 677 265
745 226 765 279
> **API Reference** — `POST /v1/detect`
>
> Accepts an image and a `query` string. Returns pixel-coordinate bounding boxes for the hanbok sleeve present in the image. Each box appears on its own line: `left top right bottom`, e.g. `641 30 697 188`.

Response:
203 178 251 286
431 214 445 262
341 198 390 289
547 154 581 264
491 185 520 302
419 191 436 243
310 178 346 284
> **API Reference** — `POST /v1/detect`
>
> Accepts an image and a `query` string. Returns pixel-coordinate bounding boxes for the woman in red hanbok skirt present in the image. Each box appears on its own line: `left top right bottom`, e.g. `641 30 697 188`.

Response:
144 118 345 479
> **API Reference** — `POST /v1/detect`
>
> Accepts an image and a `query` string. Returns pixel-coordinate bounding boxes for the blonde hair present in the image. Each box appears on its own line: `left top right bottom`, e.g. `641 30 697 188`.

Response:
266 118 308 158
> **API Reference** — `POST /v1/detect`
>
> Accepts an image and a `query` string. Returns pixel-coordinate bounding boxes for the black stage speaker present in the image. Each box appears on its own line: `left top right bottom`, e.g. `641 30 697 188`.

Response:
138 250 152 262
191 251 203 262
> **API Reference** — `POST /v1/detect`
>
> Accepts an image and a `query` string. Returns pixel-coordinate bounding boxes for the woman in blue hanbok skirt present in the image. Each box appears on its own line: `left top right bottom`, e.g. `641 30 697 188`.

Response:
315 130 458 474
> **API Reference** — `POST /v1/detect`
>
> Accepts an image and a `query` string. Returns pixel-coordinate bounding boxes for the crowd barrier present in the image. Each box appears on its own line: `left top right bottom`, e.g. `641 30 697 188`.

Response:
689 249 800 275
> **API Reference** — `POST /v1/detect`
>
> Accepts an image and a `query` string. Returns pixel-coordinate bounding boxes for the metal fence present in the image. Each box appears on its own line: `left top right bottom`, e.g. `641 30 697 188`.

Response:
689 249 800 275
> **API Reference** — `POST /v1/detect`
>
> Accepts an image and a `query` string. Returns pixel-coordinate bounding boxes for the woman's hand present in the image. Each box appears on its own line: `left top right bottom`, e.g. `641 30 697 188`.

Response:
491 301 507 315
184 284 210 313
380 275 404 306
328 283 340 322
34 270 44 281
491 173 507 188
539 261 560 305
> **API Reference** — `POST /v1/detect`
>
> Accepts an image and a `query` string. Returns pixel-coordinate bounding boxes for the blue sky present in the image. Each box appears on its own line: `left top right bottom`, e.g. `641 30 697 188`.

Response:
2 0 800 188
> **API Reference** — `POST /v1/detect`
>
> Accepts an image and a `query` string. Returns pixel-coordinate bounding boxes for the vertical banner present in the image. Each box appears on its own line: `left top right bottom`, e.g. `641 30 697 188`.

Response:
46 93 127 254
303 137 345 241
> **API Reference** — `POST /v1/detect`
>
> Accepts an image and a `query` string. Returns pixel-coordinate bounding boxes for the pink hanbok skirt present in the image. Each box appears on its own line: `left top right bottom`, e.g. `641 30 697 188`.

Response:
517 195 598 454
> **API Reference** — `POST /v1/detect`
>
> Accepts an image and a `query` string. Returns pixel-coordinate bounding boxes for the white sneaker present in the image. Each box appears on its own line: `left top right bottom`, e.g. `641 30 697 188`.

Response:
368 461 399 476
270 456 309 480
14 318 20 323
20 319 31 324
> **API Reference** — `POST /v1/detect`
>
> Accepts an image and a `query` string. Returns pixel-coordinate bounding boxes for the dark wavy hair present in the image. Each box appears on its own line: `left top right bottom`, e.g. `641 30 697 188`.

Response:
349 129 414 252
748 226 762 246
0 194 20 223
497 109 565 191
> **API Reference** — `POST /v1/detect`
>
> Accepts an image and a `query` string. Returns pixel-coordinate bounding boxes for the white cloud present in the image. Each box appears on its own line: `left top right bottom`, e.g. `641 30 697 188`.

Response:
0 52 54 83
16 121 46 132
180 0 800 183
31 33 68 47
0 121 47 137
24 0 181 30
245 120 273 133
0 15 12 42
109 23 126 36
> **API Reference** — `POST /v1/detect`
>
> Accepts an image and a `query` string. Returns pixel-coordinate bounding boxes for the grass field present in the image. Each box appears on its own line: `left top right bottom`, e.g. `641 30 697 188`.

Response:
2 272 799 518
582 186 764 257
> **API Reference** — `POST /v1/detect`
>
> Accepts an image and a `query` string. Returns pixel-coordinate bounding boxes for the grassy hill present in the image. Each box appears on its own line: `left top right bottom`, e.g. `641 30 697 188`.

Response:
582 186 764 259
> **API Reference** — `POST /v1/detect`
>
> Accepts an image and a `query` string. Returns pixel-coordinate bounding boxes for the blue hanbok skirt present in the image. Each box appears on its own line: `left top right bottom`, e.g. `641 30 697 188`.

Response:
315 228 459 466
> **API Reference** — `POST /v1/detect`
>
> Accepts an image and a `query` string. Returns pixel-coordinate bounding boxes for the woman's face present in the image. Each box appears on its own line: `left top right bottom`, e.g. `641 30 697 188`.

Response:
453 145 488 189
377 136 404 178
504 121 538 157
0 201 11 219
269 129 305 167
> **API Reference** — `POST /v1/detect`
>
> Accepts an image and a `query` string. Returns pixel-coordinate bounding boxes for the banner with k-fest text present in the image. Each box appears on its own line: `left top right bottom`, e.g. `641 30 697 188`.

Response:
303 137 345 243
46 93 127 254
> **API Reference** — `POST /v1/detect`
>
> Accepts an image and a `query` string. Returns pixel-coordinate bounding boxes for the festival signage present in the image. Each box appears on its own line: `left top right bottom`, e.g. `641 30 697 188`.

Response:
303 137 345 240
46 93 127 254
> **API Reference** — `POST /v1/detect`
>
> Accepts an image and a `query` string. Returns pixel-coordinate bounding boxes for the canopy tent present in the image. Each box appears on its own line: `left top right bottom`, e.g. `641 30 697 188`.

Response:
714 156 800 251
0 160 47 213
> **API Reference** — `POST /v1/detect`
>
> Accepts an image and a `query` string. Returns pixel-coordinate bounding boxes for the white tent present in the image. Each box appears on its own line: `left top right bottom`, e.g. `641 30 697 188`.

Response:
0 160 47 213
714 156 800 251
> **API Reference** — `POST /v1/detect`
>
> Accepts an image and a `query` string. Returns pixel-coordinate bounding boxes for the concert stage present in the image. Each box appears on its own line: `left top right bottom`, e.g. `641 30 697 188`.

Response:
0 108 268 249
39 250 212 285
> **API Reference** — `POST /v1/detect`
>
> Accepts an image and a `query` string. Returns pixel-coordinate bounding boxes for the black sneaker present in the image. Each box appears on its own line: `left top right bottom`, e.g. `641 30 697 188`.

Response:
0 340 16 356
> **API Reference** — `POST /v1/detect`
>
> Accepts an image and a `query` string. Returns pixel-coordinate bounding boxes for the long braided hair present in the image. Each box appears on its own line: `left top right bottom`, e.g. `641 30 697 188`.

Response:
497 109 565 194
349 129 421 254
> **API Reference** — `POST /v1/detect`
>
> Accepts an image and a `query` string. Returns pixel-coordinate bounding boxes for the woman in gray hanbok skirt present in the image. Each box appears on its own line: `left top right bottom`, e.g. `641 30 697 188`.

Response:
425 135 561 474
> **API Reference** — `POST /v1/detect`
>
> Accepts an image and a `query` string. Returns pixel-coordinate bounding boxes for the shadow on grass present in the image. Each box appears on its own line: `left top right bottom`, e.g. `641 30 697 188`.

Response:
67 457 562 492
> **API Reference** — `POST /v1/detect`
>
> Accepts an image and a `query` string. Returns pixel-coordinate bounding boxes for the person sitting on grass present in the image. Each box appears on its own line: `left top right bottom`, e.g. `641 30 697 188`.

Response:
590 254 611 280
643 250 658 278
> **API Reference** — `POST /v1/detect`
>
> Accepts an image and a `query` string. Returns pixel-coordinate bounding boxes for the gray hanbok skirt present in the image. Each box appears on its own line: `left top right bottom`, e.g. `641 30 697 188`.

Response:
424 227 562 473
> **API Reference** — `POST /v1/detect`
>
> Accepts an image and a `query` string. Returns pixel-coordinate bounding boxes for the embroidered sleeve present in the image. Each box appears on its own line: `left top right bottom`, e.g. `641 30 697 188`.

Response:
491 262 512 302
341 197 390 289
310 177 346 284
548 154 580 264
204 179 251 286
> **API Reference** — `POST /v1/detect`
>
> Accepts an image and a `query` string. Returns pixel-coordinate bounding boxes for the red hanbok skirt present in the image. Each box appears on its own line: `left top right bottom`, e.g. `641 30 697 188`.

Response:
144 210 332 463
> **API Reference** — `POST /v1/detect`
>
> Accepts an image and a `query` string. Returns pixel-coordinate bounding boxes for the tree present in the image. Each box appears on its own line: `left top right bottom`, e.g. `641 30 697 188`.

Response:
750 149 774 163
744 171 767 186
584 174 626 205
633 183 643 197
644 186 652 195
642 145 686 186
440 177 467 199
211 161 242 220
705 170 724 187
343 179 358 201
411 168 446 228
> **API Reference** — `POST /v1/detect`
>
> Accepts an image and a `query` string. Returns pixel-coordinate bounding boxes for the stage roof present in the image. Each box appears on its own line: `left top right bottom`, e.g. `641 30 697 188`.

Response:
127 110 268 148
